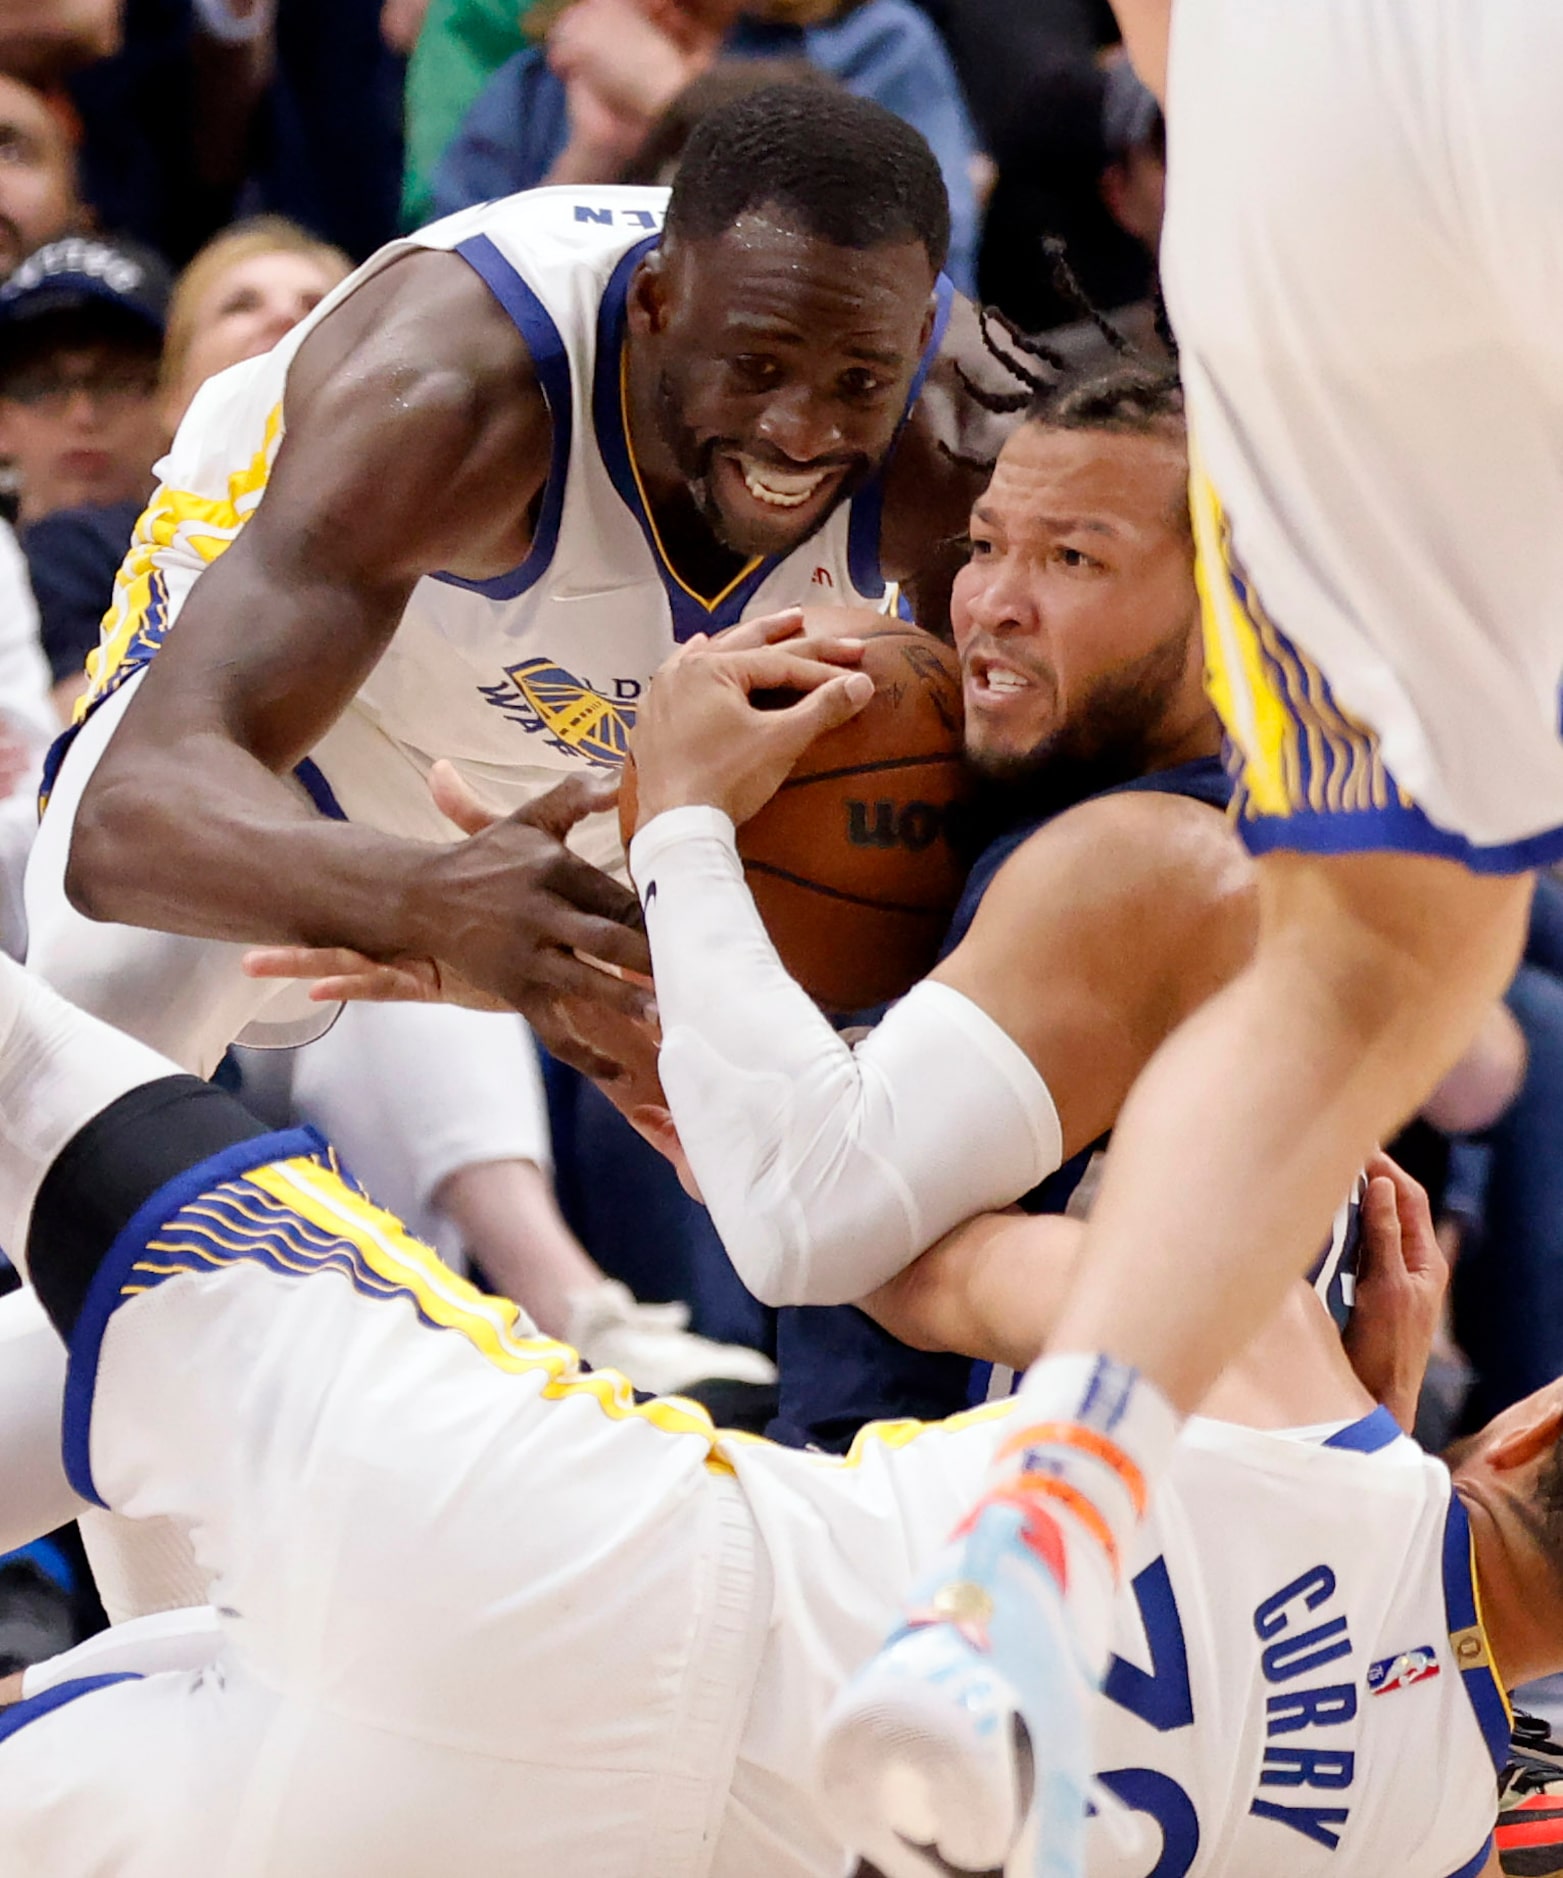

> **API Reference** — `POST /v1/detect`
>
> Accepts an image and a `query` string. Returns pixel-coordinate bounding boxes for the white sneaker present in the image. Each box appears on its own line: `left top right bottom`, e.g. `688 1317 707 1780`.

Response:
565 1279 776 1396
817 1502 1095 1878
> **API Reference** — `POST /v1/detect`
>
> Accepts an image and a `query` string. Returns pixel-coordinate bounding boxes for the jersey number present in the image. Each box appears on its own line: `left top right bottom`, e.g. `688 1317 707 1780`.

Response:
1100 1556 1200 1878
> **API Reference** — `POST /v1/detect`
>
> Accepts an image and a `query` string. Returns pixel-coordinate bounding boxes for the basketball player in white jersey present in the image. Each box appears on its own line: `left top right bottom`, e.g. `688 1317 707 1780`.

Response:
803 5 1563 1875
3 81 1012 1627
26 82 1010 1082
0 951 1534 1878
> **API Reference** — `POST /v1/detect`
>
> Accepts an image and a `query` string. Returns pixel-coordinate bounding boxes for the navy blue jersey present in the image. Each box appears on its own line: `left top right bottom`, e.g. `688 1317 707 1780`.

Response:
769 756 1236 1451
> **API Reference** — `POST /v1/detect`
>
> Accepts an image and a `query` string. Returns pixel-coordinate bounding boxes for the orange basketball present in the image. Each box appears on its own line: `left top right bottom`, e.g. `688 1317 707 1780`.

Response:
624 609 973 1012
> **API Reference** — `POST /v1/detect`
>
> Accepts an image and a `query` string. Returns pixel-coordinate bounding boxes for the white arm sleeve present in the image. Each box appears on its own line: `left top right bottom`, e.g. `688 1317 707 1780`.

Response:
631 806 1063 1307
20 1606 221 1697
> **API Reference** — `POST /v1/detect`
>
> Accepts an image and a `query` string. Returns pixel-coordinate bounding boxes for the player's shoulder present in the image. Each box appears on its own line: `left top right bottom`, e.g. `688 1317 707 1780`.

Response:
989 778 1251 926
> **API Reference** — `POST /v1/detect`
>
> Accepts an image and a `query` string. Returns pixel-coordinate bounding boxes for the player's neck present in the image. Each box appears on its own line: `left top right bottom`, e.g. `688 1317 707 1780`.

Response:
1458 1483 1563 1689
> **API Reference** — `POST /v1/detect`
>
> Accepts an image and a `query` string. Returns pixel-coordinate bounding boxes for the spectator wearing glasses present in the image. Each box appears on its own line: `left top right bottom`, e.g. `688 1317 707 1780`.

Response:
0 234 169 532
0 234 170 724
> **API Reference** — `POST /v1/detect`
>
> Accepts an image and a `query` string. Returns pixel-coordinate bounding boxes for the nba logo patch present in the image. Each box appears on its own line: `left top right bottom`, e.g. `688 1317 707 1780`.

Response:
1367 1646 1440 1696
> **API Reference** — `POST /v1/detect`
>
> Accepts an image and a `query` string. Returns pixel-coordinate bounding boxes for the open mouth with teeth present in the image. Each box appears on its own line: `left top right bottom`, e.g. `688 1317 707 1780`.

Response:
967 656 1034 702
718 451 848 518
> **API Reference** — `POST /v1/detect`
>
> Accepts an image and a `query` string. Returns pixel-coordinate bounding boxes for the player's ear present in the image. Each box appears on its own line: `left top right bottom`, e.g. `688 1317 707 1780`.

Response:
627 250 670 339
917 286 938 355
1486 1394 1563 1474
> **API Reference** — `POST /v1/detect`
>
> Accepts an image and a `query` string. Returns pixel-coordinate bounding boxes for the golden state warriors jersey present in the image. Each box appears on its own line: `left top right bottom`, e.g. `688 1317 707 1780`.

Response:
68 186 951 845
731 1407 1504 1878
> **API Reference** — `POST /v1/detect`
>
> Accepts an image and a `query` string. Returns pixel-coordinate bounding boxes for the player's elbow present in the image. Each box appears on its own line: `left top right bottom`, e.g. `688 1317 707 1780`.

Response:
714 1204 905 1310
720 1229 823 1310
64 760 162 921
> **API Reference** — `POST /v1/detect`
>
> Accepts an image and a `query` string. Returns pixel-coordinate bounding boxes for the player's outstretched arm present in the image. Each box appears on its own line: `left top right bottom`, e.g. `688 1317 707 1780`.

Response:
867 1150 1444 1423
64 253 650 1053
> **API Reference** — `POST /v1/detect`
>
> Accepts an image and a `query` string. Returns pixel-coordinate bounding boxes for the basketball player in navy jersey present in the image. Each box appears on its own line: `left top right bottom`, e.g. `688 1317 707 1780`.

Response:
620 365 1262 1445
272 367 1453 1450
811 0 1563 1868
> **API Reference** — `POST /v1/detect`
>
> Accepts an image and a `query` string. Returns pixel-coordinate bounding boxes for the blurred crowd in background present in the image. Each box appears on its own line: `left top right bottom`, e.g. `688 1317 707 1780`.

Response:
0 0 1556 1690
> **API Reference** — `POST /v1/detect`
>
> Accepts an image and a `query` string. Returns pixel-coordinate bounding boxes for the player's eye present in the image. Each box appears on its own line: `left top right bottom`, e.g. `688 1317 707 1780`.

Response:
731 355 781 390
1056 544 1101 571
966 534 994 558
838 368 886 400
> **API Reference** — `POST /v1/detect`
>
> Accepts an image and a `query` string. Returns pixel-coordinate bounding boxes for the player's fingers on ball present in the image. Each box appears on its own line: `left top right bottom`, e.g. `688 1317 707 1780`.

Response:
791 633 867 668
791 668 876 732
428 758 502 836
705 607 801 651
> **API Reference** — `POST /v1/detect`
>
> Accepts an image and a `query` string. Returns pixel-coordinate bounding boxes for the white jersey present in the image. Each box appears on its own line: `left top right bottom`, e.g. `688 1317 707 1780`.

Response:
1 1146 1506 1878
58 185 951 842
1163 0 1563 870
732 1405 1504 1878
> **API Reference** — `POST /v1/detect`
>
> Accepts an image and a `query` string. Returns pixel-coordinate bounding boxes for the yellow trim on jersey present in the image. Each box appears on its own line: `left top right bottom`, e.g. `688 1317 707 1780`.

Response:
1190 451 1297 818
78 403 285 717
247 1155 741 1469
618 347 763 613
716 1393 1015 1469
1465 1539 1515 1729
1191 444 1404 824
126 1143 1020 1483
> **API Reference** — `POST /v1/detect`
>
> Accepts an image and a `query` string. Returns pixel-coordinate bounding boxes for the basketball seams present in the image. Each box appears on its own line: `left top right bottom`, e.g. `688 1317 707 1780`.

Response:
742 861 957 919
777 753 966 791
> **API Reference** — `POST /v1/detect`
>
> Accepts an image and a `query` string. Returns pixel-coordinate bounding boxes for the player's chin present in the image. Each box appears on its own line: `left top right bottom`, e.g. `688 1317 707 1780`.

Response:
962 718 1048 781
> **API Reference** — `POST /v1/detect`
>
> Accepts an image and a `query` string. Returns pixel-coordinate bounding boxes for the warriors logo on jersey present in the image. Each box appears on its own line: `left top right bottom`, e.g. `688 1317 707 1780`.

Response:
478 657 637 768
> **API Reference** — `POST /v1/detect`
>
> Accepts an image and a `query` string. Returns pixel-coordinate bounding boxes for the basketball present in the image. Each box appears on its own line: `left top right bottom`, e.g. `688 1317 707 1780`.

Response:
623 609 973 1012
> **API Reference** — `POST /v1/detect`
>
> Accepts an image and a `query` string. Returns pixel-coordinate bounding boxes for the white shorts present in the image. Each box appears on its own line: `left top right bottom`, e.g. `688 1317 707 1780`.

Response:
24 668 625 1076
1164 0 1563 869
0 1129 767 1877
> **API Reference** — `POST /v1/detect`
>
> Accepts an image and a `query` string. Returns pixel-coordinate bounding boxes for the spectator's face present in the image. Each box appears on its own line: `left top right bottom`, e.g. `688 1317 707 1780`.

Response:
952 420 1201 786
163 247 346 431
0 321 162 523
633 213 938 558
0 78 81 280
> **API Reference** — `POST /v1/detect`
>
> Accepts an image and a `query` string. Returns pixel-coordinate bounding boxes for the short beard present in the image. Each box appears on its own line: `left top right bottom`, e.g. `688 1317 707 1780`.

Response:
966 628 1198 825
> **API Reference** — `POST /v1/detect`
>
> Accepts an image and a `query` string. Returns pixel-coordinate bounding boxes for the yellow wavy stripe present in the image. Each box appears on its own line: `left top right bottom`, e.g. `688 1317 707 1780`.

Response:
80 403 284 715
248 1157 741 1471
146 1152 1021 1483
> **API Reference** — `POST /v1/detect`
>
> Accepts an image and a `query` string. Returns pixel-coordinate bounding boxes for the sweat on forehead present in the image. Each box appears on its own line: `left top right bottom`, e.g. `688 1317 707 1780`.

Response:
663 83 950 274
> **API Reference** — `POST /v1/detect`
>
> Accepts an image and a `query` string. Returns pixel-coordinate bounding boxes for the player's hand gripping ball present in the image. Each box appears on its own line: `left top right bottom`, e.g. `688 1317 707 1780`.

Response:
621 607 974 1011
